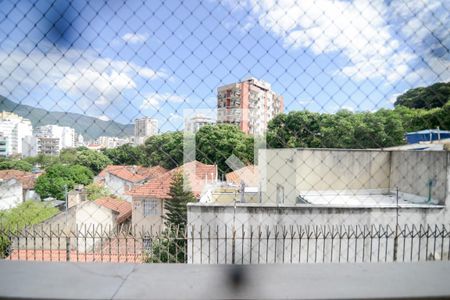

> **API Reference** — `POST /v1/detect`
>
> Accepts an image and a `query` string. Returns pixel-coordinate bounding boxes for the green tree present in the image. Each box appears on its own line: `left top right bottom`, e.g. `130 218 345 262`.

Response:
0 160 33 172
35 164 93 199
102 144 147 165
23 154 60 169
145 172 195 263
74 149 112 175
0 201 58 257
394 82 450 109
164 172 196 228
267 111 322 148
144 131 184 169
86 183 110 201
195 124 254 175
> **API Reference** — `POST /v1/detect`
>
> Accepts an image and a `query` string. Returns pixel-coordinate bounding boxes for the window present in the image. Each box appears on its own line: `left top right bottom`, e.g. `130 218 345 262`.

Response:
143 199 159 216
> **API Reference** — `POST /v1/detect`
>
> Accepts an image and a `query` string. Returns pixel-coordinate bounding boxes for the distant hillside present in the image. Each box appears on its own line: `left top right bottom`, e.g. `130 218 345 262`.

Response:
0 96 133 139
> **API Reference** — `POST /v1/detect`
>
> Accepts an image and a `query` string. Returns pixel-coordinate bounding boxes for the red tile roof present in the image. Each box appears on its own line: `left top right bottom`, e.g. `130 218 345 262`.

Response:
97 165 168 183
109 168 146 182
95 197 132 224
226 165 260 187
0 170 38 189
127 161 217 199
8 237 143 263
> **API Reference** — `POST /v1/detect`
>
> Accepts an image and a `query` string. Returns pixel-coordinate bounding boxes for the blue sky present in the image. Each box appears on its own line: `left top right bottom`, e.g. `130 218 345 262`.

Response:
0 0 449 133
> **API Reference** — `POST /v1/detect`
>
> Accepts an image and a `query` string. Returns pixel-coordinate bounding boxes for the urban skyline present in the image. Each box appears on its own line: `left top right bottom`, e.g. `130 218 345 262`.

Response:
0 0 448 134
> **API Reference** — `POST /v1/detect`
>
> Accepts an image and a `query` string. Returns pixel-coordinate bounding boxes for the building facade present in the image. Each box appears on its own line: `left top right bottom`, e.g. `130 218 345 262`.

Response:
134 117 158 145
96 136 130 149
35 125 76 155
217 78 283 136
0 112 33 156
184 114 215 133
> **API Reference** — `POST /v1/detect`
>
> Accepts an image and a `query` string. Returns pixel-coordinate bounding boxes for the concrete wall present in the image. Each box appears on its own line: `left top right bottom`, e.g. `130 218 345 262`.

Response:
0 179 22 210
187 203 450 264
390 151 449 204
260 149 391 205
260 149 449 206
18 202 117 252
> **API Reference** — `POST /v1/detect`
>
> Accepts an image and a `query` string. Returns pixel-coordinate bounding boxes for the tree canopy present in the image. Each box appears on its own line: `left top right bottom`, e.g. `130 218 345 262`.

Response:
35 163 94 199
102 143 147 165
195 124 254 175
394 82 450 109
0 160 33 172
73 149 112 175
144 131 184 169
0 201 58 257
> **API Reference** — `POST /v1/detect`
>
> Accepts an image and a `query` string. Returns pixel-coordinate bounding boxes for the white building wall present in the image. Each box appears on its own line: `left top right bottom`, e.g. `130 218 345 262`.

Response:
0 116 33 156
0 179 23 210
35 125 76 150
104 173 133 202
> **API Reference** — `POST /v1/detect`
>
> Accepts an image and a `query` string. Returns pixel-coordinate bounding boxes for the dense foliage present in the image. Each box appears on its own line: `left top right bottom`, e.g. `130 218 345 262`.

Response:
266 103 450 149
0 160 33 172
73 149 112 175
144 131 184 169
86 183 111 201
35 164 94 199
195 124 254 175
0 201 58 257
102 144 147 165
394 82 450 109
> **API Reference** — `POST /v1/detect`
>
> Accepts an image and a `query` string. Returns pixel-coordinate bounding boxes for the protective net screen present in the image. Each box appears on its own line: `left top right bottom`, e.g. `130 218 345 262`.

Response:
0 0 449 263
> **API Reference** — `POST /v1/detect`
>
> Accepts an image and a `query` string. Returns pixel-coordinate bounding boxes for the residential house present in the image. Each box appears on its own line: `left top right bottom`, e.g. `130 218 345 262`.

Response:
0 170 40 202
96 165 168 202
128 160 217 230
9 196 136 262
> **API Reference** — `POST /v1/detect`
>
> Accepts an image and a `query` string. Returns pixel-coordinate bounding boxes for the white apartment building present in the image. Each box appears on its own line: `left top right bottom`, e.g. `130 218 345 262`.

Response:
217 78 283 136
184 114 215 133
35 125 76 155
0 112 33 157
96 136 130 149
134 117 158 145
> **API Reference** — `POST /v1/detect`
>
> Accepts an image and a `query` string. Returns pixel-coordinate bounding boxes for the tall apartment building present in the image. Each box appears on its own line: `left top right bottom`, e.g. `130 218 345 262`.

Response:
0 112 33 156
35 125 76 155
134 117 158 145
217 78 283 136
185 114 215 133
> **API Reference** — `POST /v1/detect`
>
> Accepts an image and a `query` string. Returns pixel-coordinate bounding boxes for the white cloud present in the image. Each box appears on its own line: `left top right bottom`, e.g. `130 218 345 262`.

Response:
97 115 110 121
0 44 168 107
121 33 148 44
169 112 183 122
225 0 448 84
58 69 136 105
141 93 185 109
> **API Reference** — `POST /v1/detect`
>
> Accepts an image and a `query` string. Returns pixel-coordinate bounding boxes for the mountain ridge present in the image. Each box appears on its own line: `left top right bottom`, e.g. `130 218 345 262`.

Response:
0 96 134 139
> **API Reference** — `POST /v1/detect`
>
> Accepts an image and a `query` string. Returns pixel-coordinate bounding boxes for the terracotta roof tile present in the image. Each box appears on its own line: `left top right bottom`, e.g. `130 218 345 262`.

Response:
95 197 132 223
226 165 260 187
108 168 146 182
127 161 217 199
0 170 38 189
97 165 169 183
